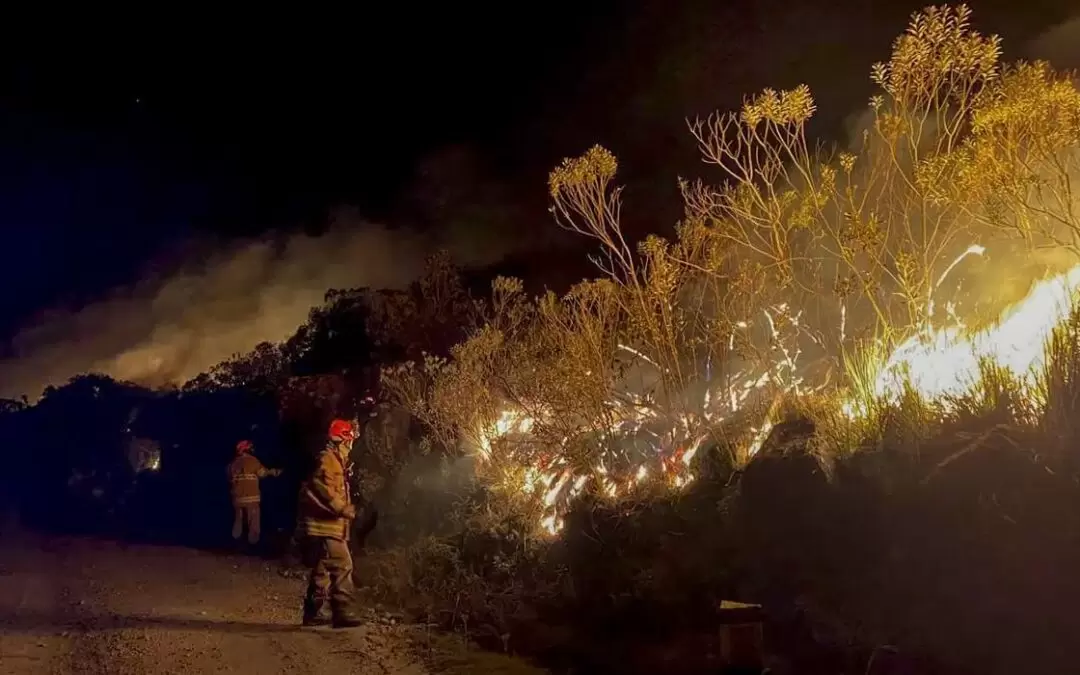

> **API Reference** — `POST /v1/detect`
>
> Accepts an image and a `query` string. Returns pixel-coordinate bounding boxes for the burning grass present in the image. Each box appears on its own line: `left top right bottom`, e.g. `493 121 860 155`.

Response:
369 5 1080 672
383 4 1080 539
365 308 1080 672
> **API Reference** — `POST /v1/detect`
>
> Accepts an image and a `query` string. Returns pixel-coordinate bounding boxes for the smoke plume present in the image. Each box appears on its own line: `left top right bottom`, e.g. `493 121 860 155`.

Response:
0 207 521 400
1027 16 1080 69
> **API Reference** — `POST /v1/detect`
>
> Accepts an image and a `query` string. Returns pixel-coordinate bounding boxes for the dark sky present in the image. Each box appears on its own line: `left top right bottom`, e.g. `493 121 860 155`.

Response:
0 1 1075 344
0 5 628 337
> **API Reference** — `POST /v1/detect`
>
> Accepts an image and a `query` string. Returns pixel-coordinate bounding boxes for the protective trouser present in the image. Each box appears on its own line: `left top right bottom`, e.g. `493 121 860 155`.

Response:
231 503 261 544
300 536 358 623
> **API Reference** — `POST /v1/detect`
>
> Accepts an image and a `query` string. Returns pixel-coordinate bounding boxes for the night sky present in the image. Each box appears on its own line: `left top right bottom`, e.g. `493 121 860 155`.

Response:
0 4 621 339
0 1 1076 373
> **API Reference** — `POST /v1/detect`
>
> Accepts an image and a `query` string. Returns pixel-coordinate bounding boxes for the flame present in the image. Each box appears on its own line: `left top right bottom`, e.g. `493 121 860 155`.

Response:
867 265 1080 406
471 303 802 534
470 241 1080 537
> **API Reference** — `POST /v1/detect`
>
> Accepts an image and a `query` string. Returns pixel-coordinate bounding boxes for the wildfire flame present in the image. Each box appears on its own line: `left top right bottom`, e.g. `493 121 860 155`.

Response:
473 244 1080 536
861 265 1080 409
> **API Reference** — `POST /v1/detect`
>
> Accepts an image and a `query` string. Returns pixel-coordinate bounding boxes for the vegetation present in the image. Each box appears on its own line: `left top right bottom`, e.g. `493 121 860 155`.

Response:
5 5 1080 673
370 5 1080 673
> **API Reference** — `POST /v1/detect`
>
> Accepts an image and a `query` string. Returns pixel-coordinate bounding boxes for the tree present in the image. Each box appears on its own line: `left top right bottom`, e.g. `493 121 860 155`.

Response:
198 342 291 394
0 398 26 415
363 250 478 363
286 289 375 377
284 250 476 377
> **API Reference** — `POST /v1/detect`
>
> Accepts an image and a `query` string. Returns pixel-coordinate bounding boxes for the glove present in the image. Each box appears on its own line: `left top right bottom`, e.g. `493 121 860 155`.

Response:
270 469 284 477
342 504 357 520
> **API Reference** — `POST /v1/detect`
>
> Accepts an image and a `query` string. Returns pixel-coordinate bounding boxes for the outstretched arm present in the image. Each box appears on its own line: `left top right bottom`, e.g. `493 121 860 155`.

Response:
251 458 283 478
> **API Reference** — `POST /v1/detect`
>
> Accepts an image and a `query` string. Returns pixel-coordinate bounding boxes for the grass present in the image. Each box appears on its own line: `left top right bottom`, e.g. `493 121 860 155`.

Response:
363 300 1080 674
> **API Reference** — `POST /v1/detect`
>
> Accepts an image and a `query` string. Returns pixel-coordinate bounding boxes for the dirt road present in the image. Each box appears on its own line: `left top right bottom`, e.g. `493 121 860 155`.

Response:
0 533 430 674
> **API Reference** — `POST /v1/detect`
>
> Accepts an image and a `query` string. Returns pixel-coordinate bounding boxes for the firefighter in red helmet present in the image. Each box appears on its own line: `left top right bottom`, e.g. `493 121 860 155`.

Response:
227 439 283 546
296 418 364 628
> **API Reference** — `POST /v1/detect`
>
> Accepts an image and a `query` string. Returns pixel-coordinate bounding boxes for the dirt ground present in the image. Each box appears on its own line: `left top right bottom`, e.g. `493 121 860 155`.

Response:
0 530 540 675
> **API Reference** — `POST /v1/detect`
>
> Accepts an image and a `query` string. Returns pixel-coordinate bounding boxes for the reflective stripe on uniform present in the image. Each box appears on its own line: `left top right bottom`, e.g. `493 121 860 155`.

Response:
298 517 348 540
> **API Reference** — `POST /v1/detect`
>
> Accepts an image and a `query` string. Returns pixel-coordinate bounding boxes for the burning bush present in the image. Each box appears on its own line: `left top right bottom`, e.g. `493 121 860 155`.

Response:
384 3 1080 534
371 5 1080 673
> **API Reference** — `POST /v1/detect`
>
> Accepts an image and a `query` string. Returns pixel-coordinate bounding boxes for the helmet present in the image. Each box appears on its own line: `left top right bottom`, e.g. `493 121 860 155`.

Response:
328 419 358 443
235 439 254 455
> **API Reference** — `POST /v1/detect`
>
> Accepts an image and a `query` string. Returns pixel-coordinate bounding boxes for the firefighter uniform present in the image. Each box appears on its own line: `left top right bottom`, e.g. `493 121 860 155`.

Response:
297 419 362 628
227 441 280 544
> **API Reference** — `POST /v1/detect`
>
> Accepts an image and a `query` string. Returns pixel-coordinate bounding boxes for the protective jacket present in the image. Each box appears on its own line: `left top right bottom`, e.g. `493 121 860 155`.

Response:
297 444 352 540
228 454 272 506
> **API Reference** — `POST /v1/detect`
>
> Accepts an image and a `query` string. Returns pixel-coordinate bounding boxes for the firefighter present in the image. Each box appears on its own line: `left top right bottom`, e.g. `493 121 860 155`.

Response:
227 439 283 545
296 418 363 628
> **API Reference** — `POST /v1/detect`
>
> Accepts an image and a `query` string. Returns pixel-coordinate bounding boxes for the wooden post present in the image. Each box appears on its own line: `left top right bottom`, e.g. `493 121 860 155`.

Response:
718 600 765 673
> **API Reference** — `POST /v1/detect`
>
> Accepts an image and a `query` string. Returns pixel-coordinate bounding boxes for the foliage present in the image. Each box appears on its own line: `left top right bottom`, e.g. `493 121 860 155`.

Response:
382 4 1068 533
374 5 1080 673
186 341 291 394
938 60 1080 254
0 398 27 419
684 3 1007 354
331 250 478 370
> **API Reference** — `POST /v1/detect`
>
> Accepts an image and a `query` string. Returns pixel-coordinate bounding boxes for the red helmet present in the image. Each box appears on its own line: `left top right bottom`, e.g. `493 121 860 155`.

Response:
235 439 254 455
328 419 358 442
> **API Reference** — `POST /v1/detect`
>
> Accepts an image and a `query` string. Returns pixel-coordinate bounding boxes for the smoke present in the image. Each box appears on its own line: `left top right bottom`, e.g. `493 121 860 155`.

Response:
1027 16 1080 69
0 207 521 400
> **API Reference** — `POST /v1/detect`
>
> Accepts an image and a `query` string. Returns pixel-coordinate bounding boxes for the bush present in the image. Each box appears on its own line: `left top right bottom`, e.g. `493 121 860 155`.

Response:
370 5 1080 674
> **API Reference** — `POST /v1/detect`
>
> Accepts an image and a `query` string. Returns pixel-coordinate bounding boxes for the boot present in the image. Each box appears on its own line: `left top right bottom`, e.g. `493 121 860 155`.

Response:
302 599 331 627
331 605 364 629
